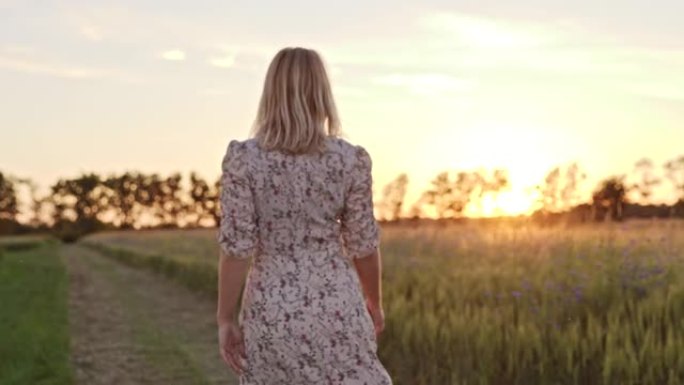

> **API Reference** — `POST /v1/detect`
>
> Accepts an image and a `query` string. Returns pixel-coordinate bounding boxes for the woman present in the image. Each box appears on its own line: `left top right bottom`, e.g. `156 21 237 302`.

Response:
216 47 393 384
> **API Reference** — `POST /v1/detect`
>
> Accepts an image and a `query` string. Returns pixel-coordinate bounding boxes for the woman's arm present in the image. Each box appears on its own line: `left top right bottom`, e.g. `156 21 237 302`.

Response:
216 250 250 375
216 251 251 325
353 248 385 335
352 248 384 309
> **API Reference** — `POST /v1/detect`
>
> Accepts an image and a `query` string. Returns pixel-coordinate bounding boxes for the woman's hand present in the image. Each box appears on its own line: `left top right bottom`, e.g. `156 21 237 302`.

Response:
218 320 247 376
366 300 385 336
216 251 250 376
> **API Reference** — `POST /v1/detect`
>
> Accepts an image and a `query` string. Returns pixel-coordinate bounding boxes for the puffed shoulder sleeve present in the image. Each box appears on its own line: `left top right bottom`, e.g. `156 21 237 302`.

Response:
217 140 259 260
340 145 381 259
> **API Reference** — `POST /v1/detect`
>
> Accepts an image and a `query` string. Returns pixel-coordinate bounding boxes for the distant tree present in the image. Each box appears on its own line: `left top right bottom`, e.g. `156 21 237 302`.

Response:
80 171 198 229
664 155 684 202
103 173 141 228
560 163 586 209
592 176 628 222
188 172 218 227
378 173 409 221
140 173 165 226
152 173 186 228
537 166 561 213
10 177 49 228
481 169 509 194
50 173 107 223
48 173 110 240
50 198 69 225
406 200 424 220
474 168 510 214
0 171 19 221
535 163 586 214
420 169 508 219
211 177 221 226
630 158 660 203
421 171 474 219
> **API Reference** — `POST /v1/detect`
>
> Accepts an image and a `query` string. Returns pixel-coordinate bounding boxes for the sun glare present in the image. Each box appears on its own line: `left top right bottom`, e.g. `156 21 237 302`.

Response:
464 190 536 218
422 13 548 49
500 190 535 216
425 123 556 218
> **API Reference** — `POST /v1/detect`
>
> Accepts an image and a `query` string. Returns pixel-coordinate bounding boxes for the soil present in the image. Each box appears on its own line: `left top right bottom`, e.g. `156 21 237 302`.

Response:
60 244 237 385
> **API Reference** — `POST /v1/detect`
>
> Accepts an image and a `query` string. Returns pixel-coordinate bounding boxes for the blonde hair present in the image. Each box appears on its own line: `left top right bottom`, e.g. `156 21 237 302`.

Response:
250 47 341 155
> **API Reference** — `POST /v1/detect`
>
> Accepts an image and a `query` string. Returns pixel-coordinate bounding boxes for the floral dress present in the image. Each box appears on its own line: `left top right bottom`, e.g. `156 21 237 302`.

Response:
217 136 393 385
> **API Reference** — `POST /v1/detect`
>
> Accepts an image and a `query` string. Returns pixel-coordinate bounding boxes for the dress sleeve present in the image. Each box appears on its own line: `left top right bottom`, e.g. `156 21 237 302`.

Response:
340 145 381 259
217 140 258 260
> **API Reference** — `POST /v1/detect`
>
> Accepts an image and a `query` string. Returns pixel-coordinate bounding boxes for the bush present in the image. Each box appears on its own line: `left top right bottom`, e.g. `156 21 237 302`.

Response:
51 218 112 243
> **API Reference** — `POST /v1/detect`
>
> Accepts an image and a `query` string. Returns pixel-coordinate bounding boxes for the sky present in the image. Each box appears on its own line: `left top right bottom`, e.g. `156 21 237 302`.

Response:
1 0 683 218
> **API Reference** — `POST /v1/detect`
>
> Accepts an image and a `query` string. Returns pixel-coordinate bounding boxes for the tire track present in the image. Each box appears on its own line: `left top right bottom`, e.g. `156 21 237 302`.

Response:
61 244 237 385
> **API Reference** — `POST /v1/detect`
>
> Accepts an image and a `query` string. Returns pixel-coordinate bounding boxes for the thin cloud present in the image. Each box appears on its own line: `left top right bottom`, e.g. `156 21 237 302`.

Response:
80 24 104 41
0 49 143 83
326 10 684 90
160 49 186 61
60 6 221 49
208 53 235 68
418 12 556 49
372 73 476 95
61 9 107 42
1 44 36 55
0 56 102 79
203 44 273 71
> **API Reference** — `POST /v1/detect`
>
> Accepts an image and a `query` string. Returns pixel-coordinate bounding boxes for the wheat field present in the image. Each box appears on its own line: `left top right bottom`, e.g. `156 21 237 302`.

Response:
83 220 684 385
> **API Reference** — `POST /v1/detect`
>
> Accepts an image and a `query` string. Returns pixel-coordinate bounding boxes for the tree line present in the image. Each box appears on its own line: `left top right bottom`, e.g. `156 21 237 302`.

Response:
0 171 220 240
1 154 683 239
375 155 684 223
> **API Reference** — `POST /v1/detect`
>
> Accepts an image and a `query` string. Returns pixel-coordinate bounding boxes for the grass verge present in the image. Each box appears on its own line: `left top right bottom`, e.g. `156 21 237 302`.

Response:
81 241 218 300
0 242 73 385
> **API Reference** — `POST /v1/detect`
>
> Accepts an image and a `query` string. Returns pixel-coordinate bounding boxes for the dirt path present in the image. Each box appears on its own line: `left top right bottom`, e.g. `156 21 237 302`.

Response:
60 243 237 385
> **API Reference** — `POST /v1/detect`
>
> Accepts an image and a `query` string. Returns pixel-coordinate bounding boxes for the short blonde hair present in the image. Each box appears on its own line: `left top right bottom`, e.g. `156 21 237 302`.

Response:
250 47 341 155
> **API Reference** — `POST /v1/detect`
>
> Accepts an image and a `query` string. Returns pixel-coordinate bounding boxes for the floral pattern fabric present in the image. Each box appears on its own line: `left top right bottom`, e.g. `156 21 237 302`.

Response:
217 136 392 384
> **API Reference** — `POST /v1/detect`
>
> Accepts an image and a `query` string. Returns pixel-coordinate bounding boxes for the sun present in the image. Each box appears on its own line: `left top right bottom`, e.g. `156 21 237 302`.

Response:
445 123 555 217
410 122 564 218
495 190 535 216
465 190 536 217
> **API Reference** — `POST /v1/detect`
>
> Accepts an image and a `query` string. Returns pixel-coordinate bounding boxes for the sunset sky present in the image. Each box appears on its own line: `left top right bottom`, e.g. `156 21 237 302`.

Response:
2 0 683 218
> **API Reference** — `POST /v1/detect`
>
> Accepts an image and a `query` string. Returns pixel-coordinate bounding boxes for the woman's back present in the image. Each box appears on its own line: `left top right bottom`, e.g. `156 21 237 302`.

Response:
217 135 391 384
219 135 380 260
